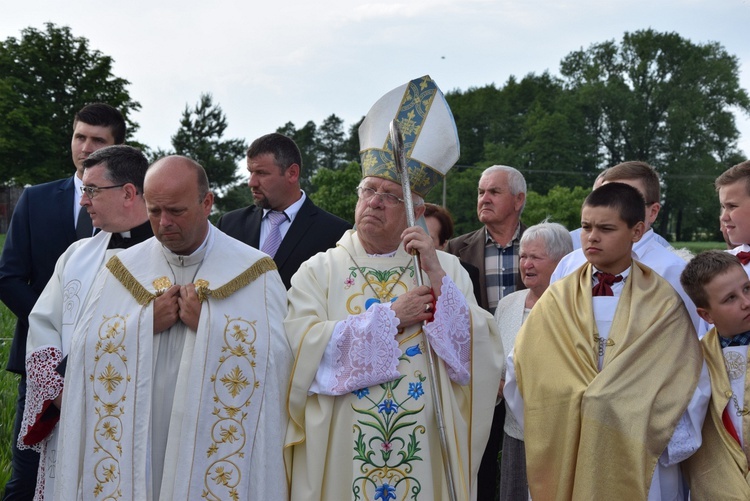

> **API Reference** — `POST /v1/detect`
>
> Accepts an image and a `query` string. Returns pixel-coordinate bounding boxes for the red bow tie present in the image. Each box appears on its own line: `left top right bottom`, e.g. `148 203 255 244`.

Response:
736 251 750 265
592 272 623 297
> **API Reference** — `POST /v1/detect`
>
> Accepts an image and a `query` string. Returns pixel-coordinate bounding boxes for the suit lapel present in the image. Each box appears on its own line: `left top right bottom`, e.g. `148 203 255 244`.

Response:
463 229 488 309
244 206 263 248
58 177 79 243
273 197 314 267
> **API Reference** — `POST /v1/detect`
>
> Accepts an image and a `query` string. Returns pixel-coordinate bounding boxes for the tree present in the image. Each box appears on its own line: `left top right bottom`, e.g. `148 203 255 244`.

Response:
213 181 254 221
426 166 484 236
170 93 247 195
0 23 140 185
343 117 365 163
523 186 589 230
276 120 319 194
560 29 750 240
317 114 347 170
446 73 599 195
309 162 361 224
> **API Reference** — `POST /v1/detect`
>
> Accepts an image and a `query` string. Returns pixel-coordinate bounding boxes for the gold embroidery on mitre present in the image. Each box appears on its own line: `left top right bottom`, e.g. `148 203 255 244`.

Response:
89 314 129 498
105 256 156 306
202 315 260 500
195 257 277 303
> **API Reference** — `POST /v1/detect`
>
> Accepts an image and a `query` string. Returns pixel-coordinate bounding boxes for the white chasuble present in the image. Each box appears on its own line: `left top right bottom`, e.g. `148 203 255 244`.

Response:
285 230 503 501
56 227 291 500
21 231 113 500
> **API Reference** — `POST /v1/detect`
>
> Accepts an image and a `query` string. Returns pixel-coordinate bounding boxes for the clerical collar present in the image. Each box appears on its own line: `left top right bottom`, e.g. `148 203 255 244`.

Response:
108 220 154 249
162 224 212 267
719 331 750 349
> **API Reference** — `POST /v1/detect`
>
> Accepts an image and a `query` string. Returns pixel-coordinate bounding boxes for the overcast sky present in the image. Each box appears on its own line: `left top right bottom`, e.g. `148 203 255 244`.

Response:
3 0 750 169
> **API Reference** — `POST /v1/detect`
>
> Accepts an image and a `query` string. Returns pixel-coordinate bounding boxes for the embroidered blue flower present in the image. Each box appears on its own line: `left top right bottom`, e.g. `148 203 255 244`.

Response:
405 344 422 357
374 483 397 501
408 382 424 400
352 388 370 399
377 399 399 415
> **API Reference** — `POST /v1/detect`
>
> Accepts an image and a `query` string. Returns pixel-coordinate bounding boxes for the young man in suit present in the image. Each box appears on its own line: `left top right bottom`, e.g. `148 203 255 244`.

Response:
0 103 126 499
216 133 351 288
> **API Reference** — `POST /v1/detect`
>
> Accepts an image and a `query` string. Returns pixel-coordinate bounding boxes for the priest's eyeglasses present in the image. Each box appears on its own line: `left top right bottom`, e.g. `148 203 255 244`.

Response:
357 186 404 207
80 184 126 199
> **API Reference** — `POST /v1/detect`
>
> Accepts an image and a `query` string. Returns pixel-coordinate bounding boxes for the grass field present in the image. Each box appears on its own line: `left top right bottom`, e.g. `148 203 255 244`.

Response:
0 234 16 488
673 241 727 254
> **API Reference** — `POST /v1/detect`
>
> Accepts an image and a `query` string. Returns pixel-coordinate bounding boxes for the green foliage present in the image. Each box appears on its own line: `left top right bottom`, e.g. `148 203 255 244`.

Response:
445 73 599 194
317 114 347 170
559 29 750 240
168 93 247 193
426 167 483 236
523 186 590 230
277 115 361 197
0 23 141 185
277 121 319 194
309 162 361 224
214 180 254 215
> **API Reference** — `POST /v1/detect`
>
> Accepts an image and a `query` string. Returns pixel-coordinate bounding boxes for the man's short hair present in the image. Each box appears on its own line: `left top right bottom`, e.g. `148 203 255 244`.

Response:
481 165 527 196
247 133 302 173
680 250 744 309
73 103 127 144
601 161 661 204
520 220 573 262
83 145 148 192
481 165 527 213
583 182 646 228
424 203 454 246
715 160 750 195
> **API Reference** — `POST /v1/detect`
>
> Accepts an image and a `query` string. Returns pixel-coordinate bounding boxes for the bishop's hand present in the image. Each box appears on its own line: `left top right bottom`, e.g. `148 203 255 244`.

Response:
401 225 446 297
391 285 435 328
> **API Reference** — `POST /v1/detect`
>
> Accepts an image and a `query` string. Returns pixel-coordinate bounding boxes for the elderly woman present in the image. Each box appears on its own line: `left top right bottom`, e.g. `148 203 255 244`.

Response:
496 221 572 500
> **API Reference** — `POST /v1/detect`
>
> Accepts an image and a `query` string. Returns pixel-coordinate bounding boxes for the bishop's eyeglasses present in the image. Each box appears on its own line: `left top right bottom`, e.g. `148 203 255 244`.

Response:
356 186 405 207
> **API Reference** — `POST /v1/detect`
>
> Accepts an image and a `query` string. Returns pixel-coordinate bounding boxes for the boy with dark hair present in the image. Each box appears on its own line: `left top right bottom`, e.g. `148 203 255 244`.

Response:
552 161 705 336
680 250 750 498
504 182 709 500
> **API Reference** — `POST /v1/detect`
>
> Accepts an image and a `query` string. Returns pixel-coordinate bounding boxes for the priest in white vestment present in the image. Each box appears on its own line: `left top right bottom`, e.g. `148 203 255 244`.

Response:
18 145 152 500
55 156 292 500
284 76 503 501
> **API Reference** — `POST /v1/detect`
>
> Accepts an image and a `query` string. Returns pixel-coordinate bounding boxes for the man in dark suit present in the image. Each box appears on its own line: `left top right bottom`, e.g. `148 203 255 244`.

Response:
0 103 126 500
216 133 351 289
445 164 527 501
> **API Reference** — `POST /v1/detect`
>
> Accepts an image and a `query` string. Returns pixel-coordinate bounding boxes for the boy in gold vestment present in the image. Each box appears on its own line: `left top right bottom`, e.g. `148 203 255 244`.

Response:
504 182 709 500
680 251 750 499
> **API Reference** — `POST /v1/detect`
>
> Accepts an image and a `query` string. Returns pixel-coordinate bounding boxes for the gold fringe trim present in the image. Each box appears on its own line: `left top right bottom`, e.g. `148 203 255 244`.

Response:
201 257 277 301
105 255 277 305
106 256 157 306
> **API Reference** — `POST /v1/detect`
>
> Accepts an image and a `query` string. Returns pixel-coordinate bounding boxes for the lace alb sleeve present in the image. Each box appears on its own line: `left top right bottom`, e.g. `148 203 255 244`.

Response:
423 276 471 385
311 303 401 396
19 346 64 451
